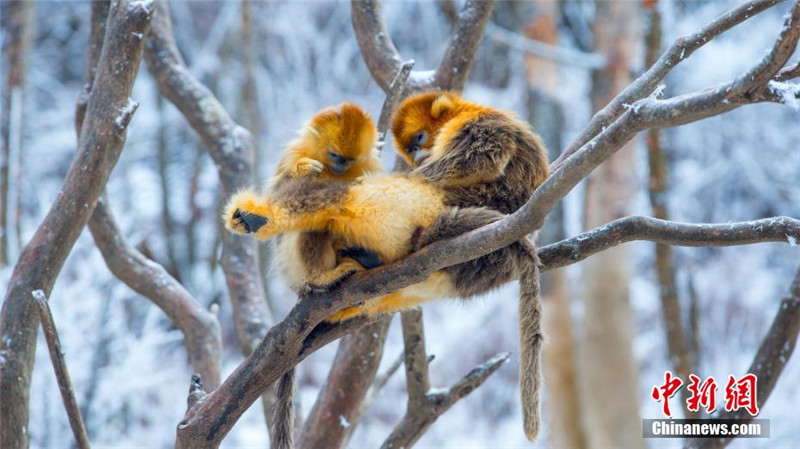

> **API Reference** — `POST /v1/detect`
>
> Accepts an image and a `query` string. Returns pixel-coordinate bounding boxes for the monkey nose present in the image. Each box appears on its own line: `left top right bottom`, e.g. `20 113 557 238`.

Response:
413 150 430 165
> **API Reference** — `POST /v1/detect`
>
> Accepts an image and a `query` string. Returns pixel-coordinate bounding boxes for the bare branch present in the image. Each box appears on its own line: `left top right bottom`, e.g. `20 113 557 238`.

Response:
173 4 800 444
381 352 510 449
685 267 800 449
298 319 391 449
0 2 153 447
351 0 495 93
484 22 606 69
72 0 222 390
348 349 412 439
144 0 272 355
32 291 91 449
539 216 800 271
88 197 223 387
553 0 785 169
432 0 496 91
400 310 431 405
376 60 414 143
775 59 800 81
350 0 405 92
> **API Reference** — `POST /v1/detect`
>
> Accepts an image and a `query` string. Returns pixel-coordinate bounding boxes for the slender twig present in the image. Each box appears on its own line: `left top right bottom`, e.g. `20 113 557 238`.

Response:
0 3 154 447
376 60 414 144
351 0 495 93
173 3 800 446
552 0 785 170
32 291 91 449
684 267 800 449
539 216 800 271
381 352 510 449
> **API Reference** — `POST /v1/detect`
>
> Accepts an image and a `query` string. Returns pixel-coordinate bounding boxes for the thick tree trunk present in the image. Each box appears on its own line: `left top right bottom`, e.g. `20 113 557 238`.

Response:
0 2 153 447
578 2 645 448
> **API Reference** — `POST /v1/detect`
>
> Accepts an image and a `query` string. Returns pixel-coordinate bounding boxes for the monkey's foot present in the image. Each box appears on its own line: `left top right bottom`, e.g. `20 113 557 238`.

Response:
303 259 364 293
292 157 325 177
325 305 367 323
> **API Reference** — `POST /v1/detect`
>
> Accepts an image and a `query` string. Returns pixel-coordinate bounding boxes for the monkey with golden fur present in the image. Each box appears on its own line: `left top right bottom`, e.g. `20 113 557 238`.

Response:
268 102 382 449
271 102 383 293
391 91 550 441
223 172 542 440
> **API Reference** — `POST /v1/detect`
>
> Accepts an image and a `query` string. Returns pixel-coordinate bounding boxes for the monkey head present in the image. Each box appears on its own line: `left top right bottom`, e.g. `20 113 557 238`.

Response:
304 102 378 176
391 91 463 167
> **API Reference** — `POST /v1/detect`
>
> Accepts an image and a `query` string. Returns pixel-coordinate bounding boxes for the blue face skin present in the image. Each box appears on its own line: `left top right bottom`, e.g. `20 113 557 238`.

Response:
328 151 353 174
405 131 429 165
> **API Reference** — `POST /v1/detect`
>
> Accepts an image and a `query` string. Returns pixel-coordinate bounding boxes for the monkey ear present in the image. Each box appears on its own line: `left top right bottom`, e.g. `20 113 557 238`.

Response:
431 95 455 119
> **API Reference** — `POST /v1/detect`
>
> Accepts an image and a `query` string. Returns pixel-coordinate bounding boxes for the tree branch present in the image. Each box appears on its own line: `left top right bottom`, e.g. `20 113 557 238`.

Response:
351 0 495 93
73 0 222 390
552 0 785 170
144 0 272 355
538 216 800 271
32 291 91 449
400 310 431 406
297 318 391 449
172 3 800 445
381 352 510 449
684 266 800 449
0 3 153 447
89 197 223 387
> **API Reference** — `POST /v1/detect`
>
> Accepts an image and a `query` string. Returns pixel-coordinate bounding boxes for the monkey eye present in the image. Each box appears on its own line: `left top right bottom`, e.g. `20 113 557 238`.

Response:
410 131 427 146
328 151 344 162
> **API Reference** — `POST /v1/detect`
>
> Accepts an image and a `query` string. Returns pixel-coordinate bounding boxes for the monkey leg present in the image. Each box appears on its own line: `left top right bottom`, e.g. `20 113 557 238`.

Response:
303 257 365 292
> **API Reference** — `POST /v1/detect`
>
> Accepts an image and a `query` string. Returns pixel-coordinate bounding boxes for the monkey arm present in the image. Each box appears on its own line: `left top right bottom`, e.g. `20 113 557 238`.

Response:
411 126 516 188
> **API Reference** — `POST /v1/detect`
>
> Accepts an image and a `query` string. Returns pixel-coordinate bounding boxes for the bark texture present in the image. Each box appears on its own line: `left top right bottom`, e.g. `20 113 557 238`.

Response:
0 2 154 447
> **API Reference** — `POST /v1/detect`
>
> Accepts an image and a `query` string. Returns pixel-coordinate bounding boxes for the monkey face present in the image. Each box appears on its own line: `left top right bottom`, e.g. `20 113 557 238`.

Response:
392 92 459 167
327 151 354 174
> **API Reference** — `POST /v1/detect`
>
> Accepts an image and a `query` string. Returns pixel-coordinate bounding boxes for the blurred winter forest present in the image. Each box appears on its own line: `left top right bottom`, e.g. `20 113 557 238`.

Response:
1 0 799 448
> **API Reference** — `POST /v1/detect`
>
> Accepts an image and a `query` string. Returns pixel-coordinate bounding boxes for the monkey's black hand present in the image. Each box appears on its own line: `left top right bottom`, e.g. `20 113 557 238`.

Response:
231 209 268 233
337 246 383 269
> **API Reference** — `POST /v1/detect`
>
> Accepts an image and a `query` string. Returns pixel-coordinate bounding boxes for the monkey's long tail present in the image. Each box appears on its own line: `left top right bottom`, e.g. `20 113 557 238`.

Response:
271 368 296 449
515 238 544 442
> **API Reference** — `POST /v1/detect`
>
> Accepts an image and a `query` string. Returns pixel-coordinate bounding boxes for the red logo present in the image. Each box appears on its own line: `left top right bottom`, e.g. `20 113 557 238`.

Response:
652 372 758 417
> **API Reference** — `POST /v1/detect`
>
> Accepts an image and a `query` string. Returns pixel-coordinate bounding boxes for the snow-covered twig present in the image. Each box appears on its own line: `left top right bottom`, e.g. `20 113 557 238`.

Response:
553 0 785 170
351 0 495 93
33 290 91 449
381 352 510 449
538 216 800 271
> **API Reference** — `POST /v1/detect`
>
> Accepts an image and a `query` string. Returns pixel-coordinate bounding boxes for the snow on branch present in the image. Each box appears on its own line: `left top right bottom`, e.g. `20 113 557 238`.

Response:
143 0 272 355
72 1 223 390
351 0 495 93
0 2 154 447
553 0 786 169
172 2 800 446
539 216 800 271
